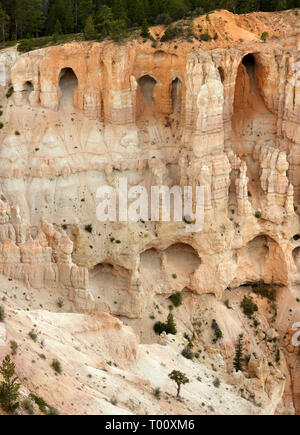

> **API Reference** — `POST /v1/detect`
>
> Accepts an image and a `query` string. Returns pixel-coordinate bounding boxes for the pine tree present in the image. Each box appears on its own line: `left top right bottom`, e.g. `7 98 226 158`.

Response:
233 333 244 372
236 0 255 13
109 18 128 41
54 19 62 34
0 355 20 413
78 0 93 29
64 0 74 33
166 312 177 335
52 18 62 41
112 0 127 20
95 4 113 36
84 14 96 40
169 0 189 20
30 0 45 37
141 18 150 38
134 0 145 25
217 0 237 12
149 0 160 21
15 0 45 38
168 370 189 398
0 6 9 42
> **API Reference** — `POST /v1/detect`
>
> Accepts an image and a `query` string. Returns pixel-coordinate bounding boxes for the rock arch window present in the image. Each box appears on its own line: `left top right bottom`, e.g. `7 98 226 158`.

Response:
138 75 157 105
58 67 78 107
171 77 182 113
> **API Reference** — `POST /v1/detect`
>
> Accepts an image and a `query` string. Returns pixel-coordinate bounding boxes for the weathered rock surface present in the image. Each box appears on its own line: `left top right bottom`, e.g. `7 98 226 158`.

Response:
0 9 299 415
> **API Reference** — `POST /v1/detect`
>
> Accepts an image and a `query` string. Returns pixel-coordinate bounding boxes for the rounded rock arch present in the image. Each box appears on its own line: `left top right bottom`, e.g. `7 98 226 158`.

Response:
57 67 79 108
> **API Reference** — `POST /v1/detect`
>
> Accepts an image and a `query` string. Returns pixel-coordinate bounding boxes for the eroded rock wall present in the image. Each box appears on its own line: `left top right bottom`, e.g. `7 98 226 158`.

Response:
0 10 299 413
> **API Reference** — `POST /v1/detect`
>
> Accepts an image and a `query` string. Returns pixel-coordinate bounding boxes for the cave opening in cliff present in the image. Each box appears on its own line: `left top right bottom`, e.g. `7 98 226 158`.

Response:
58 67 78 107
242 54 255 84
139 243 200 294
171 77 182 113
23 81 33 102
164 243 201 274
138 75 157 105
231 53 277 190
89 262 131 308
218 67 225 84
237 235 287 286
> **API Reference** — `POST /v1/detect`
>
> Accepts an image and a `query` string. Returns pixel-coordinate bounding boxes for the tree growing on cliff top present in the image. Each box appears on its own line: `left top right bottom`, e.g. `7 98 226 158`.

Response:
0 354 20 413
77 0 93 29
84 15 97 40
0 6 9 43
109 18 128 42
95 5 113 37
141 19 150 39
52 19 62 42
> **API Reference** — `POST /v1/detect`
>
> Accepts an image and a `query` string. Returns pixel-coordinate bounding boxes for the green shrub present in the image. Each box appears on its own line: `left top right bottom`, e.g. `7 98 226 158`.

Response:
22 398 34 414
9 341 18 355
47 406 59 415
241 296 258 318
57 298 64 308
153 313 177 335
17 39 35 53
260 31 269 43
200 32 211 41
0 123 3 129
169 292 182 307
28 330 37 342
251 280 276 301
84 224 93 233
255 211 261 219
181 346 194 360
6 87 13 98
153 387 161 399
29 393 59 415
213 377 220 388
0 305 4 322
154 321 166 335
212 319 223 343
51 359 62 374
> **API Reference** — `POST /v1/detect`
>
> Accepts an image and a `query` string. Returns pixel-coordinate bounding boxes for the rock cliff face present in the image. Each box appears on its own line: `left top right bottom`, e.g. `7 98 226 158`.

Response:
0 9 299 415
